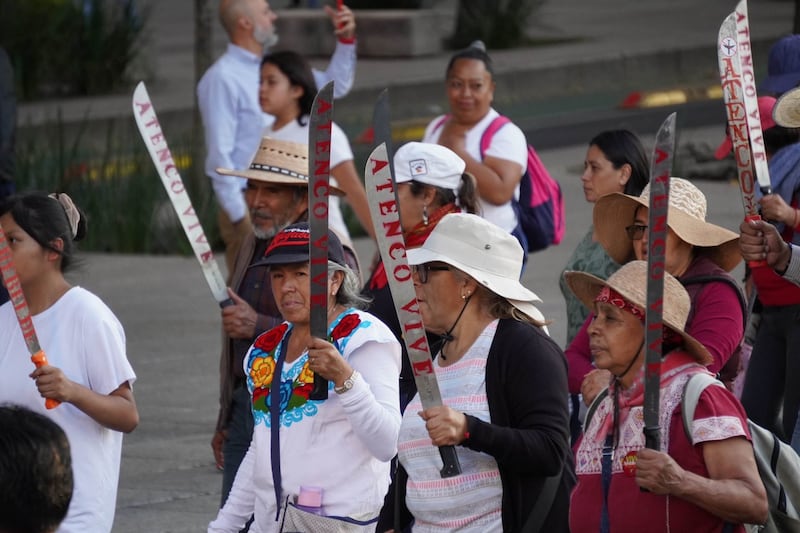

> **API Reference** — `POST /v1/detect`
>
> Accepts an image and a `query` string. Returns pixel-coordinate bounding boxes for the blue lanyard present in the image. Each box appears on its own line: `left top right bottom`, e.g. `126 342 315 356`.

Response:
600 432 614 533
270 331 291 519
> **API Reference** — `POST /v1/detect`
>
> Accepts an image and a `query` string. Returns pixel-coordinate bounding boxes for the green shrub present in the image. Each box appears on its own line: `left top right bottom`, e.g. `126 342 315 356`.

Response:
448 0 546 50
15 113 219 254
0 0 149 100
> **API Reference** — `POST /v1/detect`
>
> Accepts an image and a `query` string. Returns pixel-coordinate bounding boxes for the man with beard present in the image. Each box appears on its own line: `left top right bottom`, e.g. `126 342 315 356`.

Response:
197 0 356 274
211 138 349 509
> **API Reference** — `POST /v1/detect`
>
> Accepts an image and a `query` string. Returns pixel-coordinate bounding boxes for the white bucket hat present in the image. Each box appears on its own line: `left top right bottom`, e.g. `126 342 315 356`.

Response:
406 213 545 322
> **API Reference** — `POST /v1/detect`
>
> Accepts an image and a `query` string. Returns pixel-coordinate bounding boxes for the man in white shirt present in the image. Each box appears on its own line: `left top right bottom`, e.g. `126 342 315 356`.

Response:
197 0 356 274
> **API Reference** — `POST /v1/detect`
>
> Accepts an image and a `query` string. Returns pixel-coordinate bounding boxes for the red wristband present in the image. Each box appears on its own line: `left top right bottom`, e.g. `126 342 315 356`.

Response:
338 36 356 44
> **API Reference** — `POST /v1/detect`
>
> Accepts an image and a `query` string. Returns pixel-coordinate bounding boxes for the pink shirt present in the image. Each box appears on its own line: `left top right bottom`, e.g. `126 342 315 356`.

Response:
570 367 750 532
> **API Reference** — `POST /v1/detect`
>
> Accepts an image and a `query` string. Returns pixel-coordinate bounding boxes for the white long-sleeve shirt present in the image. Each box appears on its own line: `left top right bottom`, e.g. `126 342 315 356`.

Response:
208 309 401 533
197 41 356 222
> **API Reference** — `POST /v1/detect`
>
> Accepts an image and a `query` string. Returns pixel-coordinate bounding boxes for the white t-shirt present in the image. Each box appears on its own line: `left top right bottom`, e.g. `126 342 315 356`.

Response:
0 287 136 533
264 117 354 240
208 308 402 533
398 319 503 533
423 108 527 233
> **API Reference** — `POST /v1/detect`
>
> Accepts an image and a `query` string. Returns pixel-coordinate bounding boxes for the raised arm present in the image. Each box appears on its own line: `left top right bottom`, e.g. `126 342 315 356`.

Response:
312 5 357 99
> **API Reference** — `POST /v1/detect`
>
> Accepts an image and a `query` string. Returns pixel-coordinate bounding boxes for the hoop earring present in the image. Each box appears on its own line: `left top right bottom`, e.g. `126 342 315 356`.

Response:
422 205 429 226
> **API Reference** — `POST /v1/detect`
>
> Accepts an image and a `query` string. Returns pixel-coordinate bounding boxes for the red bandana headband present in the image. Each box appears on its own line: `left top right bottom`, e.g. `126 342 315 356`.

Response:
595 286 645 322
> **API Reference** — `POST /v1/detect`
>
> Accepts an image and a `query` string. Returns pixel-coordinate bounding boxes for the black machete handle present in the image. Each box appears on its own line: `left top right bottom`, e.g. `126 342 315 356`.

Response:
439 445 462 478
310 374 329 400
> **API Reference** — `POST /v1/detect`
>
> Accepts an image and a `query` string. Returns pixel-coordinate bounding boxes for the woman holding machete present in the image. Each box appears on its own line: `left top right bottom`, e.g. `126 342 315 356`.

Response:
567 178 745 415
564 261 766 532
209 223 401 533
386 213 572 532
0 191 138 533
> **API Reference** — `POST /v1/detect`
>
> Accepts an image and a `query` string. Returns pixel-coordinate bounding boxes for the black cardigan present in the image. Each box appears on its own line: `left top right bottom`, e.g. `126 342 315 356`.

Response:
392 318 574 532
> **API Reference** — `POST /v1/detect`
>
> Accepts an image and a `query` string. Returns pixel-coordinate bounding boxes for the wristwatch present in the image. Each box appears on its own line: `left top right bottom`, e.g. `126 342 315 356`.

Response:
334 370 358 395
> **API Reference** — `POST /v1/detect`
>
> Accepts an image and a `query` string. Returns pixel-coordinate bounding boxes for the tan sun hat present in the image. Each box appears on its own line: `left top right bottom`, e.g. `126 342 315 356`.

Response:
593 177 741 272
564 260 712 365
405 213 546 324
216 137 344 195
774 86 800 128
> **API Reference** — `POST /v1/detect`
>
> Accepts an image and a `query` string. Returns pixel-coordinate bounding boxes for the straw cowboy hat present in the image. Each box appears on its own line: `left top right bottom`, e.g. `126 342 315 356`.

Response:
217 137 344 195
774 86 800 128
564 260 712 365
405 212 546 324
593 177 741 272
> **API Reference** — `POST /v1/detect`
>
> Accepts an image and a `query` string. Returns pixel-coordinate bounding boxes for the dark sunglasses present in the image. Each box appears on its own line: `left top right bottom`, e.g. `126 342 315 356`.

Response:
625 224 648 241
412 263 451 284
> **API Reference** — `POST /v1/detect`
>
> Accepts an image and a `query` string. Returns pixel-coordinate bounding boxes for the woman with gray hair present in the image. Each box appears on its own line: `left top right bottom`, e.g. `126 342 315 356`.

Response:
209 222 402 533
386 213 572 532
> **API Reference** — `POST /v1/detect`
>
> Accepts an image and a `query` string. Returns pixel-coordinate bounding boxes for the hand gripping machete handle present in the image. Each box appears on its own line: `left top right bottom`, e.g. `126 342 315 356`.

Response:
31 351 60 409
744 214 768 268
0 223 59 409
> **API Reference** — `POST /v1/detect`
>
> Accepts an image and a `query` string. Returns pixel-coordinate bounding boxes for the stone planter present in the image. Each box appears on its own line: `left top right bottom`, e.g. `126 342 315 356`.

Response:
275 8 450 57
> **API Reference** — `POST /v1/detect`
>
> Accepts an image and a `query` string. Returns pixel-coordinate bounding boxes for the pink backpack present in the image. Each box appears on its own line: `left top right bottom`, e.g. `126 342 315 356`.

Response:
432 115 565 252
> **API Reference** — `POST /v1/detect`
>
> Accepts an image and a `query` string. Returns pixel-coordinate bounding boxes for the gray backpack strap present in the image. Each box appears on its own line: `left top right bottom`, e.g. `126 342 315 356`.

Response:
583 387 610 435
681 373 725 445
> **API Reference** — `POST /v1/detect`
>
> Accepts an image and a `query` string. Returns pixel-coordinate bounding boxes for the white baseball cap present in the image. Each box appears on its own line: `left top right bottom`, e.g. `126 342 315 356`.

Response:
393 142 465 193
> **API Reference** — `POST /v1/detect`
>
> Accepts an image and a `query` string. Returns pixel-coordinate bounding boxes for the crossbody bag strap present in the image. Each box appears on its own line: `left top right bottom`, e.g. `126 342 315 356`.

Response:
599 432 614 533
270 331 292 519
520 470 562 533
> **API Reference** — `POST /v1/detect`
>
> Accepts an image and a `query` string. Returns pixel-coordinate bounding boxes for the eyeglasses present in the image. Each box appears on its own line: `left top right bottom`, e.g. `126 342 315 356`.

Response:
412 263 451 284
625 224 648 241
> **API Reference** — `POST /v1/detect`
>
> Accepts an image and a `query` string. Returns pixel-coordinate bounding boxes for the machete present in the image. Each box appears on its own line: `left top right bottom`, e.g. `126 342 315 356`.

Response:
308 81 334 401
365 142 461 478
643 113 675 452
0 222 59 409
132 82 233 307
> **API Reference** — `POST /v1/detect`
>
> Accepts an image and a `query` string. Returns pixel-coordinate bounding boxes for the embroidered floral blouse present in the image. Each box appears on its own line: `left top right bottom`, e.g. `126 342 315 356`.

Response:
209 308 402 533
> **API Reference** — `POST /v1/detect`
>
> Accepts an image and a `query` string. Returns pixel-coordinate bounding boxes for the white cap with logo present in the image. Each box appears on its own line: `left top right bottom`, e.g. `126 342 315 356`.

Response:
393 142 465 193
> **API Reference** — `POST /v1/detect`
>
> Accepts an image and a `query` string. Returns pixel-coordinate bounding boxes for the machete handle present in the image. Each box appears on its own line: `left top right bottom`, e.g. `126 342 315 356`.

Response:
640 426 662 493
218 298 234 308
744 214 768 268
438 444 462 478
310 374 329 400
31 350 61 410
644 426 660 451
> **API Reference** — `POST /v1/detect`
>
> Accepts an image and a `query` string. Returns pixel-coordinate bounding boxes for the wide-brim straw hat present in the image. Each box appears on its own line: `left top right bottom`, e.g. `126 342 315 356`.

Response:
217 137 344 196
405 212 545 323
774 86 800 128
593 177 741 272
564 260 712 365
